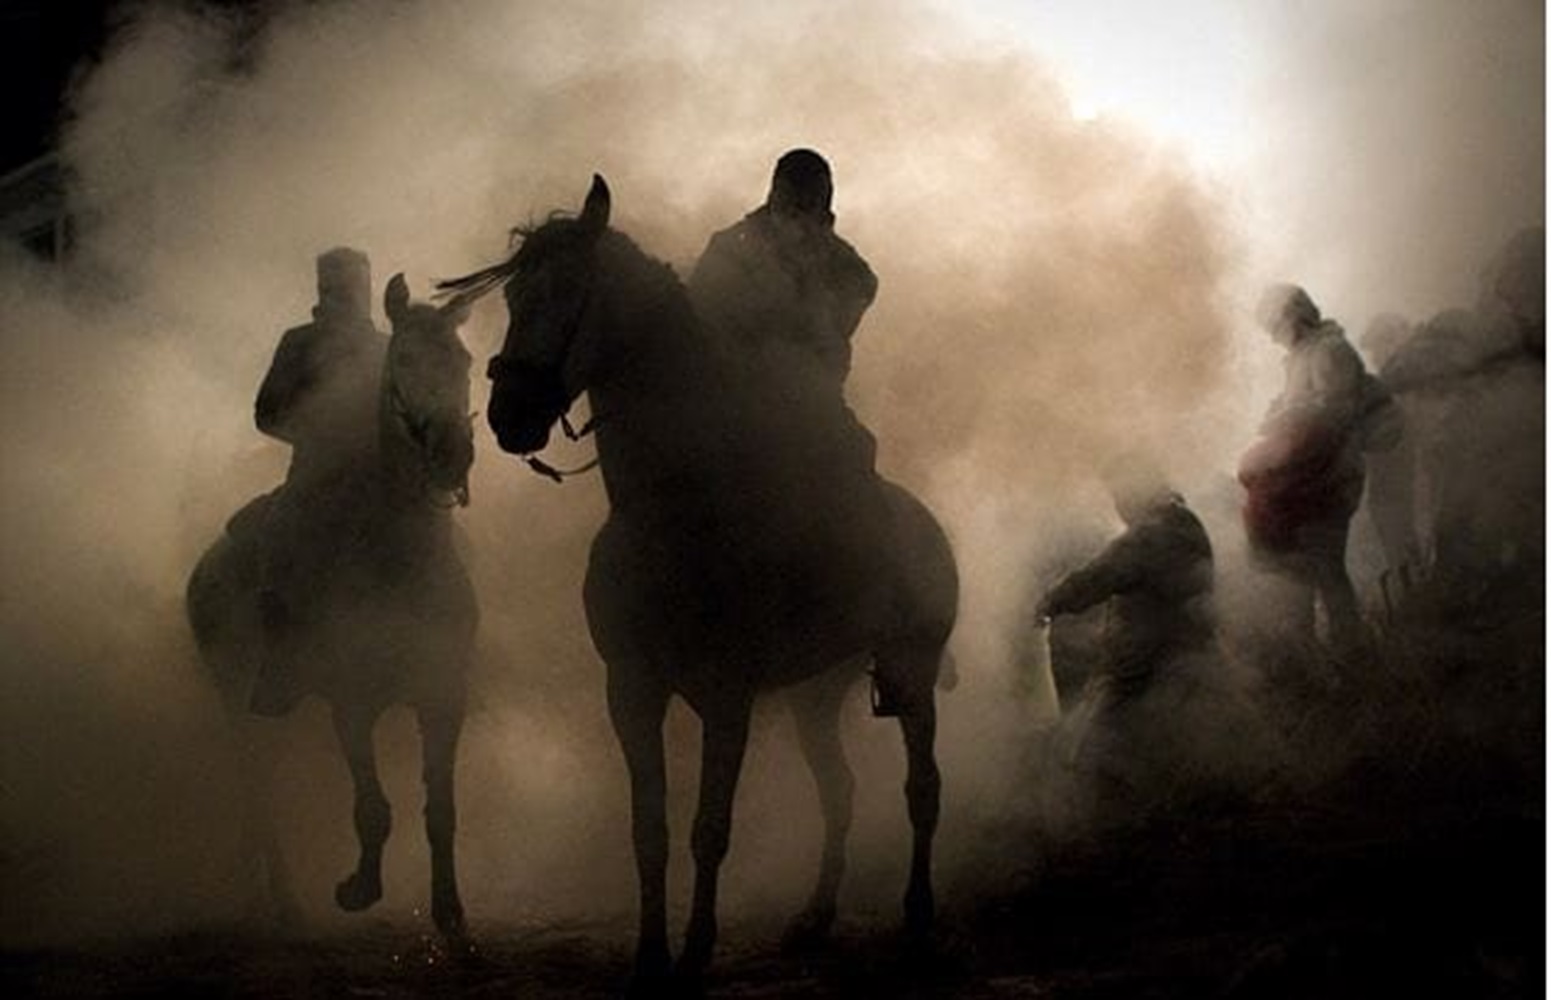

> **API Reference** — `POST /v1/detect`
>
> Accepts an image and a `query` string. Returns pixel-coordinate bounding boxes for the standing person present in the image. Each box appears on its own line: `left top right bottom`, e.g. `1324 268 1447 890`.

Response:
1238 283 1376 668
247 246 388 715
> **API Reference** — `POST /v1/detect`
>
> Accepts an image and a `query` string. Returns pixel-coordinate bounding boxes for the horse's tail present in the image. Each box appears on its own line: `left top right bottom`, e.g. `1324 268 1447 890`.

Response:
880 478 960 699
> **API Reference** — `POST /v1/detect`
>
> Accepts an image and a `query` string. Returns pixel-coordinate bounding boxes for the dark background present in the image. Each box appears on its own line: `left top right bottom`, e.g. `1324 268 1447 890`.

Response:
0 0 267 174
1 1 117 173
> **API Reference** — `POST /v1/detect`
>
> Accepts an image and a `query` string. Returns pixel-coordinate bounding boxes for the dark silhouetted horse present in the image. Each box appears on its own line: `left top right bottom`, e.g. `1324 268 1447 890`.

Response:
185 275 478 938
445 177 958 982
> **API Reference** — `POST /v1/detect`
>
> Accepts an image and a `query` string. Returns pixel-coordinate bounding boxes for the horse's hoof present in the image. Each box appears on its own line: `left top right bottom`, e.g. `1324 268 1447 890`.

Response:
432 895 467 940
780 906 835 954
667 964 707 1000
904 890 935 938
334 872 383 912
625 950 675 1000
625 975 678 1000
677 922 715 979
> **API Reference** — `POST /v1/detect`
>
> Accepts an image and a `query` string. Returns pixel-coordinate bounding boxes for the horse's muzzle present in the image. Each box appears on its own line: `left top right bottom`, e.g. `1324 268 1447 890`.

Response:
487 360 570 458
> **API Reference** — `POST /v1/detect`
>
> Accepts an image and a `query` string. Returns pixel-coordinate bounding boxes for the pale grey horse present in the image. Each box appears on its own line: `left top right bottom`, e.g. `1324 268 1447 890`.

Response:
185 275 478 939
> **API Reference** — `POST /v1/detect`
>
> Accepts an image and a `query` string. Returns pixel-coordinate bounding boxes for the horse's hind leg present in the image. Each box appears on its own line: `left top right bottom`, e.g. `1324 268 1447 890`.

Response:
883 645 941 935
332 705 390 913
418 696 466 939
782 669 856 949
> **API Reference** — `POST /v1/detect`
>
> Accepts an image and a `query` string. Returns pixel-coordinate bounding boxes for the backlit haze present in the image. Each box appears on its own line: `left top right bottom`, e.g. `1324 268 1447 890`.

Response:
0 0 1541 944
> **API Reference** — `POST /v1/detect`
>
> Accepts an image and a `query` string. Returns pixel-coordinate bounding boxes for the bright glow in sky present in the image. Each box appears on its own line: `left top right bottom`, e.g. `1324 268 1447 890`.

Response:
952 0 1262 173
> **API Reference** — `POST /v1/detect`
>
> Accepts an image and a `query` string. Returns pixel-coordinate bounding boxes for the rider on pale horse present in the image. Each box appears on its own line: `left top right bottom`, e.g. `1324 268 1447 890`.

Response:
688 149 903 713
245 247 388 716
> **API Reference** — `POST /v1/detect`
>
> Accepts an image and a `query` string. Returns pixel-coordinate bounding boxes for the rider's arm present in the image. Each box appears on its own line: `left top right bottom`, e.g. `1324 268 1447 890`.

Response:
1041 529 1150 618
826 237 878 341
255 327 312 443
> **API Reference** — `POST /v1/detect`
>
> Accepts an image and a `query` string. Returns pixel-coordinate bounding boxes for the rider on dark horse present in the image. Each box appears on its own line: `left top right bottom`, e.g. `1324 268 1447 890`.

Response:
688 149 903 713
243 247 388 716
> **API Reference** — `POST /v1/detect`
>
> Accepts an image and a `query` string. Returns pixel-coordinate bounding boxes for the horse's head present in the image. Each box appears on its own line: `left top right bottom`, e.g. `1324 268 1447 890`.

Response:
383 273 476 505
482 175 613 456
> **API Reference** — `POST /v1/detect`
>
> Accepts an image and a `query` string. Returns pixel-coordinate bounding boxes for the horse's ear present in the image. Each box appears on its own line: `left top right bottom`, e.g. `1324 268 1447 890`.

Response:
579 174 610 238
385 272 410 325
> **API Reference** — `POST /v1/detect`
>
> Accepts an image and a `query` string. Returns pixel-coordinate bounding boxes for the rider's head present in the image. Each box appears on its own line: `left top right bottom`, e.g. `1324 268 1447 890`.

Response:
766 148 835 228
316 246 373 321
1256 282 1321 348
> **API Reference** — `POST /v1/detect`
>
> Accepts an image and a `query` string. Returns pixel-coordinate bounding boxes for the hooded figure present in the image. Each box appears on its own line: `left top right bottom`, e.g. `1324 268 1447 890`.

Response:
687 150 901 709
1238 283 1372 663
1035 461 1223 810
690 148 878 383
1038 462 1216 688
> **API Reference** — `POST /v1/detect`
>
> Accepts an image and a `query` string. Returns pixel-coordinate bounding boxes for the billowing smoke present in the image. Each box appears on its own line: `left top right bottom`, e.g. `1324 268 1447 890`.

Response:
0 0 1540 947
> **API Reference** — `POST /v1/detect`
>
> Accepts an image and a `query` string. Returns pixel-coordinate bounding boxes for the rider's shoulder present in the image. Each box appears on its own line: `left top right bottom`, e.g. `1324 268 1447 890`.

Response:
712 210 768 246
270 323 323 358
826 234 878 292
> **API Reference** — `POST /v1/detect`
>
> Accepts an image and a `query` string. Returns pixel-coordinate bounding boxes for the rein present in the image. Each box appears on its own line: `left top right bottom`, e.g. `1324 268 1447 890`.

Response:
523 410 602 483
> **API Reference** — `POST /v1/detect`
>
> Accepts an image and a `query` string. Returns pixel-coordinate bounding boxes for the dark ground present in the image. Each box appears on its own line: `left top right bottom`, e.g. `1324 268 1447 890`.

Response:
1 788 1539 999
3 574 1544 999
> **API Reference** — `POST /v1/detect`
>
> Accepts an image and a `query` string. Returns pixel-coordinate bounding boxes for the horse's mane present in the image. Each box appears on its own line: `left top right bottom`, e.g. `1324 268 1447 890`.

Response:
436 214 686 318
432 221 541 304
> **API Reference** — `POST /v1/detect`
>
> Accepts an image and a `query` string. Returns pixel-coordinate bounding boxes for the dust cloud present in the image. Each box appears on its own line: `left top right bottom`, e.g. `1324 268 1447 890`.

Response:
0 0 1540 948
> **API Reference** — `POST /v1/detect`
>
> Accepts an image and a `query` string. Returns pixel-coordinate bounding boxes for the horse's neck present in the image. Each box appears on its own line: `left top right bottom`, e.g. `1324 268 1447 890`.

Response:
375 349 432 511
590 289 735 518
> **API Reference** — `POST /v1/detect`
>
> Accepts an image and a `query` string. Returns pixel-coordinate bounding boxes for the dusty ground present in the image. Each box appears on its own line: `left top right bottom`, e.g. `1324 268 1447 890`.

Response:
4 740 1540 999
4 575 1544 998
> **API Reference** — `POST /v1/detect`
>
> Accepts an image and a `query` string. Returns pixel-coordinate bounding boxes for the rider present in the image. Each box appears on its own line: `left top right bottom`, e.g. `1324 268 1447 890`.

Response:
690 148 878 386
688 150 902 712
247 246 388 716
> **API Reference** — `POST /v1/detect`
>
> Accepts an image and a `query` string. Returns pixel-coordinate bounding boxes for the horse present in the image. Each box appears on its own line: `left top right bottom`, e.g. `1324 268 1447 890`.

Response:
446 176 959 981
185 274 479 939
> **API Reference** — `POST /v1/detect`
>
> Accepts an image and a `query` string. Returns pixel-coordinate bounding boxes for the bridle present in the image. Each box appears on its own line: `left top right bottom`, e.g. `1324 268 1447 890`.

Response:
386 355 472 509
488 263 605 485
524 411 602 483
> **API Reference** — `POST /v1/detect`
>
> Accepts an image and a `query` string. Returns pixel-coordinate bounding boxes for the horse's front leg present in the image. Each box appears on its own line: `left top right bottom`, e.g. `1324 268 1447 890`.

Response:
332 705 390 913
235 717 302 928
417 696 466 939
679 696 753 978
607 669 673 984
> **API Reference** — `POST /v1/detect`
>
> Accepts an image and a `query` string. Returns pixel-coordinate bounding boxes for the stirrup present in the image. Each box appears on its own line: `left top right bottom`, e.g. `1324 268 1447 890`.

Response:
869 668 902 718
